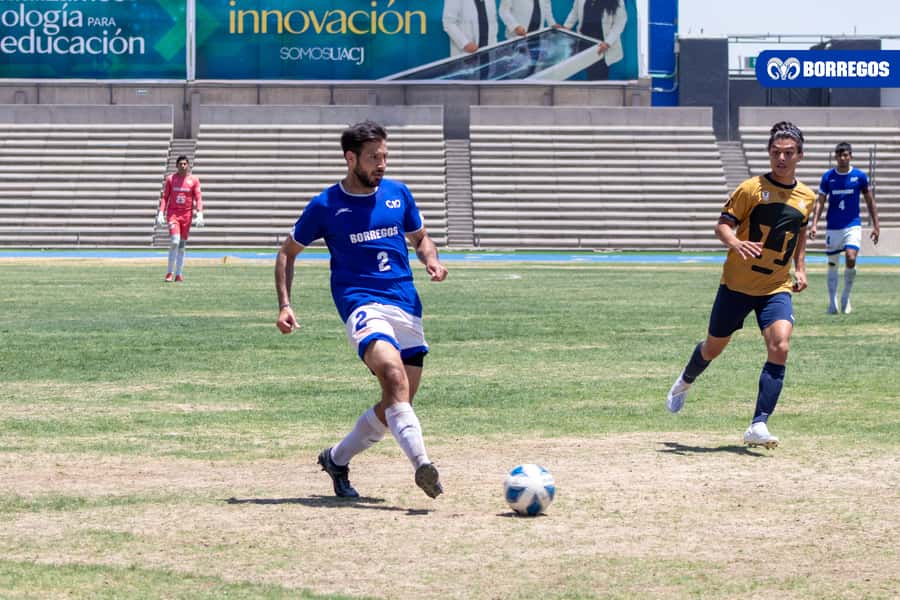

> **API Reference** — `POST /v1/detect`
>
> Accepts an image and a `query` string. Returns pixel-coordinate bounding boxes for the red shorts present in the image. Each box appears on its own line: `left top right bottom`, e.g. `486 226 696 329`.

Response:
167 213 192 240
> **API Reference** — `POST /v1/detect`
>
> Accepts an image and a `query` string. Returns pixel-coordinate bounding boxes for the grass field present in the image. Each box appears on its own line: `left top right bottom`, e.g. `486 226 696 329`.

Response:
1 257 898 599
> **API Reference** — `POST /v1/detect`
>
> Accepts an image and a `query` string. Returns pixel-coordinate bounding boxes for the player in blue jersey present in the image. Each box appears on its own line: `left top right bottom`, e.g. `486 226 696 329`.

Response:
809 142 880 314
275 121 448 499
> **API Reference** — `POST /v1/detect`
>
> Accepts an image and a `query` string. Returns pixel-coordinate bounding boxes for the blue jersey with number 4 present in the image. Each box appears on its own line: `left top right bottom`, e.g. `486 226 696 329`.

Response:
819 167 869 229
291 179 424 321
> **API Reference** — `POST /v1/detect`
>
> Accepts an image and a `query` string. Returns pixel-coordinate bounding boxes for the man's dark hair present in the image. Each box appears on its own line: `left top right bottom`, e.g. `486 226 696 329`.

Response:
176 155 189 164
341 120 387 155
767 121 804 152
834 141 853 155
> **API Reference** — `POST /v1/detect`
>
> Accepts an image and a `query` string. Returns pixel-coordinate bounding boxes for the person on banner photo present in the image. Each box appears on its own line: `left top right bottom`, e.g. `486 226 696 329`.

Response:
443 0 499 56
564 0 627 80
275 120 448 500
809 142 881 315
157 156 203 282
500 0 558 38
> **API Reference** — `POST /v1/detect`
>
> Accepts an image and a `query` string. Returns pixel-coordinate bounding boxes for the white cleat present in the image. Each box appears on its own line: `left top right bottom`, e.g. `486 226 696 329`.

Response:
666 374 691 413
744 422 779 449
841 299 852 314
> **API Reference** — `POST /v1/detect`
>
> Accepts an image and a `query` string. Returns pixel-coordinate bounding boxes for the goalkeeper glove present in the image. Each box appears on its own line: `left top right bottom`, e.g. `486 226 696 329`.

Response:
194 211 205 227
156 211 166 226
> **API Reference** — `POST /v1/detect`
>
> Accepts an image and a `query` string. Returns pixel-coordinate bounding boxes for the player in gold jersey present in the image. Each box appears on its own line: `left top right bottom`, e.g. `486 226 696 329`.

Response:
666 122 816 448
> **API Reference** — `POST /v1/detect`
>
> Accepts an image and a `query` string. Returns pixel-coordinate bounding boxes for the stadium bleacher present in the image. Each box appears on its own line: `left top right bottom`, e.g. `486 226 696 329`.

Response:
469 106 728 250
1 103 898 253
181 105 448 248
0 105 172 247
739 107 900 252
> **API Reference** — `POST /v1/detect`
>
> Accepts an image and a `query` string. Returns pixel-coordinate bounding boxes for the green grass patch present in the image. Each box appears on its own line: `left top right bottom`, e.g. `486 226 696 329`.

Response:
0 560 365 600
2 261 898 455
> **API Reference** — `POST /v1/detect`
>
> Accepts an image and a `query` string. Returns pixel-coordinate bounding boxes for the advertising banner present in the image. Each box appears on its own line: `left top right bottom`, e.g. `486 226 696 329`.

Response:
756 50 900 88
196 0 638 81
0 0 186 79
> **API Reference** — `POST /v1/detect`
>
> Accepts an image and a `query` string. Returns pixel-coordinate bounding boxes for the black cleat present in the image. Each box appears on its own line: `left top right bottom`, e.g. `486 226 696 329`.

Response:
317 448 359 498
415 462 443 499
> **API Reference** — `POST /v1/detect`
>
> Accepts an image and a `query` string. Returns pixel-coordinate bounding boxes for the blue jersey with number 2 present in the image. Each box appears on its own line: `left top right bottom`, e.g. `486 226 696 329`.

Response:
819 167 868 229
291 179 424 321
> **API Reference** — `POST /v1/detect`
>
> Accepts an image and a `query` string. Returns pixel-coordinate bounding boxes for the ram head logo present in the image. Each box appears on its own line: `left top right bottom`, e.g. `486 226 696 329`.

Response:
766 57 801 81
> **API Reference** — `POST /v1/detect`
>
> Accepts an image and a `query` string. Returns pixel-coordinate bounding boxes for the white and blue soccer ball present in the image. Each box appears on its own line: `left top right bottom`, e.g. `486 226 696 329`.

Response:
503 463 555 516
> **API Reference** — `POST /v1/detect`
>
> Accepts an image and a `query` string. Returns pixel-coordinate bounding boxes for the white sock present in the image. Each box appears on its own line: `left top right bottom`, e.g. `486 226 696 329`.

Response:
385 403 429 470
826 259 839 309
842 267 856 307
166 238 178 273
175 246 186 276
331 407 387 467
167 237 180 274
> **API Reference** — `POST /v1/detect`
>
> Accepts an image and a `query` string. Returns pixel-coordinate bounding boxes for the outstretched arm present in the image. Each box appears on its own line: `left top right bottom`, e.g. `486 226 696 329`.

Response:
193 178 205 226
275 235 304 333
792 226 808 292
863 189 880 244
407 228 447 282
809 193 826 240
158 176 170 213
157 177 170 225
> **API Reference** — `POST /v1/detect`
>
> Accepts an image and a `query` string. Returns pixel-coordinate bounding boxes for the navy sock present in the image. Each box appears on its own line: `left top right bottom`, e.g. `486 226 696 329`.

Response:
682 342 711 383
753 361 786 423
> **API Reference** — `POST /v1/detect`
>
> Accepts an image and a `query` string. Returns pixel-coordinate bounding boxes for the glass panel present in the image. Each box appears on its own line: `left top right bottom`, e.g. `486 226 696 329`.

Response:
394 28 596 81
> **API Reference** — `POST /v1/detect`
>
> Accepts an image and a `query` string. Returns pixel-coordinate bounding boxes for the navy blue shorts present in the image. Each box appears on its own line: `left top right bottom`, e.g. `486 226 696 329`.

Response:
708 285 794 338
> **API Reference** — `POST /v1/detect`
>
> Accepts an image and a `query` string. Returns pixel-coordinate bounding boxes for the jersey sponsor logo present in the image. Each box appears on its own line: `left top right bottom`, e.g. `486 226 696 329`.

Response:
831 189 854 196
349 225 399 244
335 207 352 216
384 199 402 209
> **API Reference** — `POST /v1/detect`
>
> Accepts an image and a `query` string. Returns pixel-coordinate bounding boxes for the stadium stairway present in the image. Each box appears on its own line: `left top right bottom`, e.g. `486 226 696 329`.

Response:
740 124 900 252
165 139 197 171
183 122 447 247
445 139 476 248
0 106 173 247
153 139 198 247
469 107 729 251
717 140 751 191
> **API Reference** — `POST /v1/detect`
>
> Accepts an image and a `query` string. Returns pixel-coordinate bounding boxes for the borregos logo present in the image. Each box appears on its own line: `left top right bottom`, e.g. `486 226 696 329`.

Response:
757 50 900 88
767 57 801 81
801 59 889 78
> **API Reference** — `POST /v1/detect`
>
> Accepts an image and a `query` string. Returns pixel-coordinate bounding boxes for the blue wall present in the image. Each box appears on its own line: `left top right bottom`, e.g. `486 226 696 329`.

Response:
649 0 678 105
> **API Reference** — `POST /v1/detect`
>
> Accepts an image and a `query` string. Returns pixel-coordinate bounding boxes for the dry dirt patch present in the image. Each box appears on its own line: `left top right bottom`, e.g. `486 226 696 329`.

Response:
1 433 898 599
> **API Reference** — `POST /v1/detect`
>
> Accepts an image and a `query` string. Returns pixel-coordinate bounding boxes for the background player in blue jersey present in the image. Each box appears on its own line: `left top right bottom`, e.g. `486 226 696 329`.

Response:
809 142 880 314
274 121 448 499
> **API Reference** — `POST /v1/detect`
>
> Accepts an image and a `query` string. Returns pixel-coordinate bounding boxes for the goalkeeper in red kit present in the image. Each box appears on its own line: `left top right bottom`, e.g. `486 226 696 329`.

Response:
157 156 203 282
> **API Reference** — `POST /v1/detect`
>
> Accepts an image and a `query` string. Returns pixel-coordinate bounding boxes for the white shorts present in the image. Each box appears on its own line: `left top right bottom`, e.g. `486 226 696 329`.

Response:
345 303 428 361
825 225 862 255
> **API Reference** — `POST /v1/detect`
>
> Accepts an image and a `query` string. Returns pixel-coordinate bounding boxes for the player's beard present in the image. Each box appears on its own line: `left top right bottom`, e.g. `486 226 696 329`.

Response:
354 166 382 189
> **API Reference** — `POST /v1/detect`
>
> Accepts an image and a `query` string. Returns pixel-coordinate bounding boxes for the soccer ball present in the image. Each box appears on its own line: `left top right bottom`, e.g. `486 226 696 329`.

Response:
503 464 555 516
